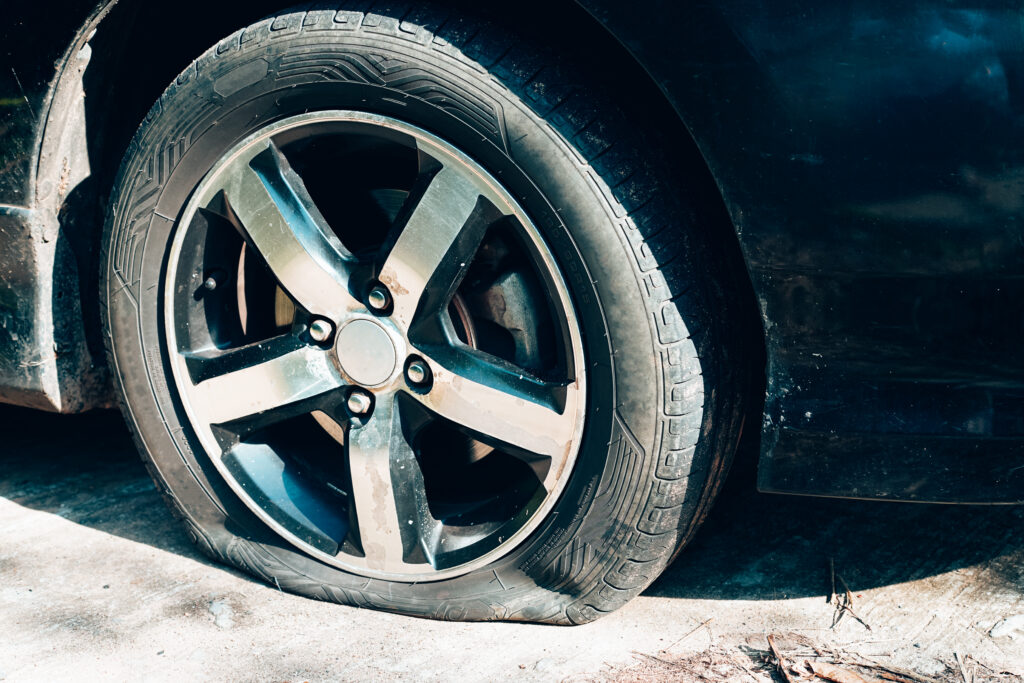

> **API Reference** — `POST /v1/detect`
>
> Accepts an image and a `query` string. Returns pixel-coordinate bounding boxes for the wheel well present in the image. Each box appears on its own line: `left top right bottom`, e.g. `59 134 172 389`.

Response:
51 0 763 419
76 0 725 208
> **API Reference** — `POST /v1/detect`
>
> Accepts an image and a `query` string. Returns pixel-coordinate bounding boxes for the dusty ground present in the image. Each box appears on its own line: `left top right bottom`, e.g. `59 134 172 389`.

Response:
1 405 1023 682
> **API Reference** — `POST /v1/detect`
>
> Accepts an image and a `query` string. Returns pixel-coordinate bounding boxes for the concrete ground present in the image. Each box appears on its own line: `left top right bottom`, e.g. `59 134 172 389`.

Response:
1 405 1023 682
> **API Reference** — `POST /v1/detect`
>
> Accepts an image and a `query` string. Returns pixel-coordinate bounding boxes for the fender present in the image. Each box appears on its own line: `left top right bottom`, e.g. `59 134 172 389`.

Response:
0 2 115 411
578 1 1024 503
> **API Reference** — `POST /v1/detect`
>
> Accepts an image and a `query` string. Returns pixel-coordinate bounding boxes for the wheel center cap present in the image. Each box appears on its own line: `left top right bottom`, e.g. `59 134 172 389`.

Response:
335 319 397 386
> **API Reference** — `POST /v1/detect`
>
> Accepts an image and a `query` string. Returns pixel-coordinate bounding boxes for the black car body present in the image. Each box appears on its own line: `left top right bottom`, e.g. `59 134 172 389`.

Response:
1 0 1022 504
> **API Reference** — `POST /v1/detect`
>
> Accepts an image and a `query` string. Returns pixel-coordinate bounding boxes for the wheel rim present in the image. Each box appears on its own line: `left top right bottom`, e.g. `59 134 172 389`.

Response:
163 111 587 581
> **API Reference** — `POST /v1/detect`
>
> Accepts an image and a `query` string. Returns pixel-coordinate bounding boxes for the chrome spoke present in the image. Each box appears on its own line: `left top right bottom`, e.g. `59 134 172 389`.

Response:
347 393 439 571
378 162 495 329
210 139 357 319
183 337 345 426
410 350 581 490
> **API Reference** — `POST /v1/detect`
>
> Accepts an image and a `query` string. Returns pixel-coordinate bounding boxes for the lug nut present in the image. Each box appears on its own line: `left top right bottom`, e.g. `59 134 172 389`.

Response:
309 319 334 343
367 285 391 312
347 390 373 416
202 269 226 291
406 359 431 387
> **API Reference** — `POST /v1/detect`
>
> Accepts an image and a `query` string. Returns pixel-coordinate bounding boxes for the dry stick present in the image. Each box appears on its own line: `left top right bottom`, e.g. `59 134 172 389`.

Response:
794 638 827 659
839 604 872 631
829 562 848 629
806 642 828 658
629 650 683 671
967 656 995 674
767 635 799 683
835 574 872 631
807 660 868 683
954 652 971 683
841 638 900 648
855 655 939 683
876 672 919 683
729 654 764 683
830 572 847 629
838 574 855 610
661 617 713 653
831 602 844 629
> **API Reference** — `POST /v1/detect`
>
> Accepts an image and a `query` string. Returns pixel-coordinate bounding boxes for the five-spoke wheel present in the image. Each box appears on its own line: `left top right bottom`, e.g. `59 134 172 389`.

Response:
165 112 586 580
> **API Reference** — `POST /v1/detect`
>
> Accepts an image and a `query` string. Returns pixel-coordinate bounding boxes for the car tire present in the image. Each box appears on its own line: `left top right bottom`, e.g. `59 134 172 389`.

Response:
100 3 748 624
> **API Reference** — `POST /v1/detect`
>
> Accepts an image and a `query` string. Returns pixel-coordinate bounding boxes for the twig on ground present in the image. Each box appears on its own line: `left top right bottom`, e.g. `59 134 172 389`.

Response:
630 650 677 668
876 672 920 683
830 573 872 632
838 573 853 607
767 634 799 683
967 656 994 674
954 652 972 683
791 633 830 658
729 653 765 683
829 557 836 605
661 617 713 653
840 638 900 648
807 660 868 683
854 655 940 683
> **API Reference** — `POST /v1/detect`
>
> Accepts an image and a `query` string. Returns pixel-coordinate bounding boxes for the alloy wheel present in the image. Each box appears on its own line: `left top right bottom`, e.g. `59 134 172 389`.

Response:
163 111 587 581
